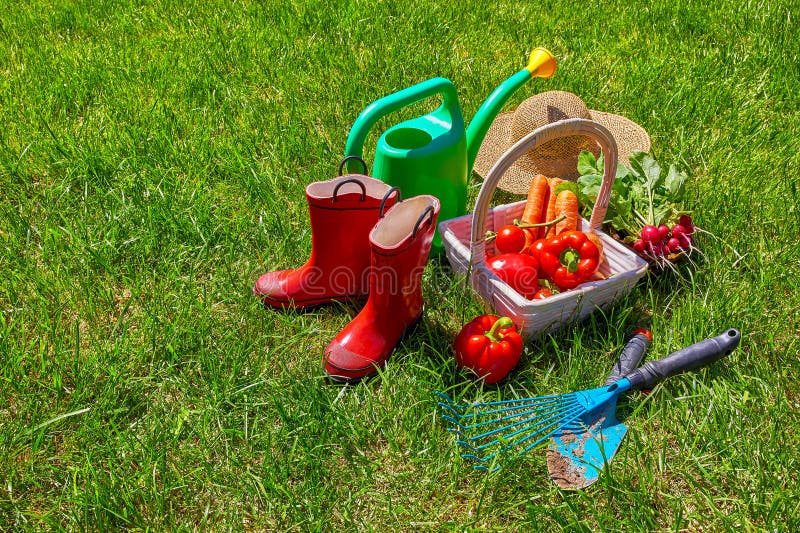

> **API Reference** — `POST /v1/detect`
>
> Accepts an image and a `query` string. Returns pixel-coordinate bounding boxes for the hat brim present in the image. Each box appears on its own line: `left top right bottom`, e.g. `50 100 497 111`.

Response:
473 109 651 195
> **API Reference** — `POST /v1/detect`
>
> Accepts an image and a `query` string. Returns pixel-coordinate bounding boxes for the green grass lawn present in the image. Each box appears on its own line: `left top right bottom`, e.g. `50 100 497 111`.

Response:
2 0 799 529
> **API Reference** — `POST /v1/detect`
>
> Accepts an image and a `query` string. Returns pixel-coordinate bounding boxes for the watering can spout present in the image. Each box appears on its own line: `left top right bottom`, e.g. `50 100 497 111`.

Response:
465 47 557 175
343 47 555 254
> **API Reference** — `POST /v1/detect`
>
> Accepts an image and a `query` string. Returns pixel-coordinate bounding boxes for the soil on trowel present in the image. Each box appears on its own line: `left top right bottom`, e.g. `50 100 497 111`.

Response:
547 412 608 489
547 431 588 489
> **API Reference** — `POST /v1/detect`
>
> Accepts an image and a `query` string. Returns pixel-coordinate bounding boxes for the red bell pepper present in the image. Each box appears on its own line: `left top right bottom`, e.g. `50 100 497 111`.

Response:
486 253 539 299
454 315 523 384
538 230 600 290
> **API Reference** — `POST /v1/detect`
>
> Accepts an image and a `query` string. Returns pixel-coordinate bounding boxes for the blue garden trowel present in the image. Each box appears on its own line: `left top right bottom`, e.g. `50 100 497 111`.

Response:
546 329 652 489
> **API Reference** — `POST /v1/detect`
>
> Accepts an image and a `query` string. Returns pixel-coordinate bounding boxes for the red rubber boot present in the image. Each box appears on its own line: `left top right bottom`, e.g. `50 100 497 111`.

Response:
323 195 440 383
254 172 399 309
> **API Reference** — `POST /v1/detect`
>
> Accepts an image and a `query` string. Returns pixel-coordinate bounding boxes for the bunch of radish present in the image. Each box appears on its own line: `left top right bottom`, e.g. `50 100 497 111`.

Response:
632 215 695 257
574 151 701 268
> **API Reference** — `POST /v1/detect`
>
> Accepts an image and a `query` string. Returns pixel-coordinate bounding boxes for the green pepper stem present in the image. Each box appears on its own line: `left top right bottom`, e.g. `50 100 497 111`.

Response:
560 247 580 273
485 317 514 342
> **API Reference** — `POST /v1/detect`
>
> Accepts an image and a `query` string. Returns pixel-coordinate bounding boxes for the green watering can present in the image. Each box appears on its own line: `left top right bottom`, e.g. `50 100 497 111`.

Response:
344 47 557 252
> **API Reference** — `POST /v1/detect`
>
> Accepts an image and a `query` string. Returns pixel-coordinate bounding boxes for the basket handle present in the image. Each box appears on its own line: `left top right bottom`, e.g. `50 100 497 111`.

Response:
469 118 618 266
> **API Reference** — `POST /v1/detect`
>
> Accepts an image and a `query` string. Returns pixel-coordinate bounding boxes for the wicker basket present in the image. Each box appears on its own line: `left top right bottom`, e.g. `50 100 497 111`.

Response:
439 118 649 338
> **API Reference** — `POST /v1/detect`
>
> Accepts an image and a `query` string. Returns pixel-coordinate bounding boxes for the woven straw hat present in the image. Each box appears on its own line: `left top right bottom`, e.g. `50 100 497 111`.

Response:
473 91 651 195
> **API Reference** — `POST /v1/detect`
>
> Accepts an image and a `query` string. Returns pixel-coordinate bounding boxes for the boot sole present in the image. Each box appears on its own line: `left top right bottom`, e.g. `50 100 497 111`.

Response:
324 312 424 385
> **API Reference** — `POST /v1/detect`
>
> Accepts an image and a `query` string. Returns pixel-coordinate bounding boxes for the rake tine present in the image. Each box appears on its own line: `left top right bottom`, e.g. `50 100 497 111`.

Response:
437 390 593 468
435 393 470 420
439 414 462 429
456 410 565 449
434 391 465 410
461 417 564 464
457 410 577 457
436 401 464 421
457 399 582 445
515 409 585 454
454 394 565 421
436 398 471 435
457 393 565 410
453 399 569 432
472 458 504 473
435 392 467 430
437 392 570 434
436 390 567 415
465 406 604 470
458 402 587 464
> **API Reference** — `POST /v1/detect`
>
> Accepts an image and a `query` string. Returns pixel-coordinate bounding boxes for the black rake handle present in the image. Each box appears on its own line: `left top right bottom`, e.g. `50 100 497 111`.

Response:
625 329 741 390
604 329 652 386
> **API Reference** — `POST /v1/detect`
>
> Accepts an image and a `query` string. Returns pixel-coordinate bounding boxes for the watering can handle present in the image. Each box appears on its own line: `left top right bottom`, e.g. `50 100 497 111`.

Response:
344 78 461 171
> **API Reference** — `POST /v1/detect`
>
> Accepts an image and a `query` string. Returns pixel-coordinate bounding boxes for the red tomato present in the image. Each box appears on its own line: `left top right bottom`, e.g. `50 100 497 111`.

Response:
533 287 553 299
527 238 547 261
495 224 530 254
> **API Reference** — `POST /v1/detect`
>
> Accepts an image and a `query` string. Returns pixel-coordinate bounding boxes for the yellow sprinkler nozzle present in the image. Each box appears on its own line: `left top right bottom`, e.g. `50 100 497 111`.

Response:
526 47 557 79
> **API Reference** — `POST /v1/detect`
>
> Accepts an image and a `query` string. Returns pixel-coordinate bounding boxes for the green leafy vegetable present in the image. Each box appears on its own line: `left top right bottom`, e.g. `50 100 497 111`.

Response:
575 150 691 239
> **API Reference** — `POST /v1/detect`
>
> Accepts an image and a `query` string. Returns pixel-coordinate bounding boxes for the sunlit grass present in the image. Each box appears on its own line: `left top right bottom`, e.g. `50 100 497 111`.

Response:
1 0 799 529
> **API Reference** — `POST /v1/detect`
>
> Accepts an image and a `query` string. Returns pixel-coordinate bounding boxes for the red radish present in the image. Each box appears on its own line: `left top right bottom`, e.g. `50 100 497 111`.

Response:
679 215 695 234
671 224 688 239
658 225 670 240
647 242 664 256
641 225 660 243
633 240 646 253
667 237 682 253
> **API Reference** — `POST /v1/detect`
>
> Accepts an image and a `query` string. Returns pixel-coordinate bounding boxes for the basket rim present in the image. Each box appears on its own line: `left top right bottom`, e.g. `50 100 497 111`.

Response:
438 199 649 327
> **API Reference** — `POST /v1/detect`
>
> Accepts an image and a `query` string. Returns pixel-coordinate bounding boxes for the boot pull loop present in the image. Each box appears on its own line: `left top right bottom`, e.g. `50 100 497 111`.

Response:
332 178 367 202
412 205 435 239
338 155 369 177
379 187 403 218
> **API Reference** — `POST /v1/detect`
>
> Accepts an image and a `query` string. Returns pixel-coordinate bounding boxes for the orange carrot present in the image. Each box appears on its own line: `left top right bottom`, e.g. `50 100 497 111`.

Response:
544 178 563 238
521 174 550 240
554 190 579 235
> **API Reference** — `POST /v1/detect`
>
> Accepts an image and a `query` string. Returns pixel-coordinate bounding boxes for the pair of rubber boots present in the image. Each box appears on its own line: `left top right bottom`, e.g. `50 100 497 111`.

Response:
253 165 440 384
